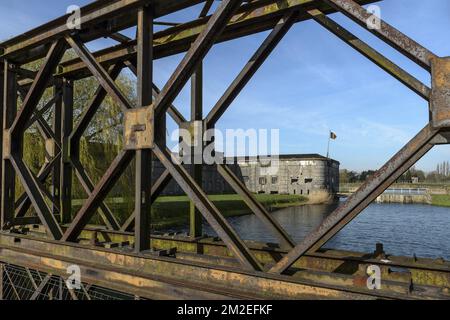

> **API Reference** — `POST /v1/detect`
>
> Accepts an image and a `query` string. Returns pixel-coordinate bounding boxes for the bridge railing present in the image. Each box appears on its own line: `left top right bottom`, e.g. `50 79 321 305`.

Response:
383 188 428 195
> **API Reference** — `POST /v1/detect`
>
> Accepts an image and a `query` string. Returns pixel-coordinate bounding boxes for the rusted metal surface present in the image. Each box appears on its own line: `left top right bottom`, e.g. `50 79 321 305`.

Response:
124 106 155 150
322 0 437 70
153 0 244 119
307 8 431 101
133 5 154 253
430 57 450 128
269 125 439 274
153 145 263 272
0 0 448 299
54 0 378 80
62 150 135 242
218 164 296 250
0 0 204 63
1 233 449 299
205 11 299 128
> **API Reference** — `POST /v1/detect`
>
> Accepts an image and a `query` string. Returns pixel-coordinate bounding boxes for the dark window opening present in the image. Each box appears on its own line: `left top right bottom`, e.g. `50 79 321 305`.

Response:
259 177 267 185
271 176 278 184
291 178 298 184
270 191 279 195
305 178 313 183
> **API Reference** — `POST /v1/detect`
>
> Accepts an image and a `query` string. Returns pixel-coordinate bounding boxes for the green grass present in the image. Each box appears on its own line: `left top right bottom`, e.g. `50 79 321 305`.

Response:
431 194 450 207
73 194 308 230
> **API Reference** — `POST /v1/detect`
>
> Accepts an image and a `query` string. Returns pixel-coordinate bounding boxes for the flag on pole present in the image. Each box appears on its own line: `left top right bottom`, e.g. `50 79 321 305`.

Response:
330 131 337 140
327 131 337 159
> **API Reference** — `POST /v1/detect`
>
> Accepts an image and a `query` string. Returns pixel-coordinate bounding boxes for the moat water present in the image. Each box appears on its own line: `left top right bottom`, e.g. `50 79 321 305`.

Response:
177 201 450 260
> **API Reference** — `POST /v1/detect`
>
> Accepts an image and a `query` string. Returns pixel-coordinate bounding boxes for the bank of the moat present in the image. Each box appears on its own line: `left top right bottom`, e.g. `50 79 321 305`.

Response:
75 194 309 230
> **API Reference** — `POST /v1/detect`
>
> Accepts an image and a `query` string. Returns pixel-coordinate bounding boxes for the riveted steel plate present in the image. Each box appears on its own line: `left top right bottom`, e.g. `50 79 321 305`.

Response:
124 106 154 150
430 57 450 128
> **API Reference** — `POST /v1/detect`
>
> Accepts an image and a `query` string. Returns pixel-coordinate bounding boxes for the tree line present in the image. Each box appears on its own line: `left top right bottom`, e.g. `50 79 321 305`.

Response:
340 162 450 184
21 52 138 220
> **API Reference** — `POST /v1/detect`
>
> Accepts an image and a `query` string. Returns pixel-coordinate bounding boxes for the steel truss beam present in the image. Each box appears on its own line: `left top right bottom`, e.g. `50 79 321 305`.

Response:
13 87 62 220
322 0 436 70
306 8 430 100
65 36 133 113
0 0 448 293
205 11 299 128
153 0 244 119
0 0 204 63
153 145 263 271
122 12 299 249
119 7 299 261
61 1 264 273
268 0 444 274
217 164 296 249
134 5 154 252
68 63 124 230
62 150 134 242
0 233 386 300
15 156 60 218
3 233 450 299
3 40 67 240
54 0 378 81
1 61 17 230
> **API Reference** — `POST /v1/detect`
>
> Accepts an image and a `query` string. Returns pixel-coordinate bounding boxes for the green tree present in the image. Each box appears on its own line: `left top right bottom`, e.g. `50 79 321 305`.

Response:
339 169 350 184
360 170 376 182
19 53 138 221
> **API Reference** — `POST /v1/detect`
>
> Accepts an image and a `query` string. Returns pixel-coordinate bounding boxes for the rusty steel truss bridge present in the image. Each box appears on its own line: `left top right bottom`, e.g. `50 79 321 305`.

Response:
0 0 449 300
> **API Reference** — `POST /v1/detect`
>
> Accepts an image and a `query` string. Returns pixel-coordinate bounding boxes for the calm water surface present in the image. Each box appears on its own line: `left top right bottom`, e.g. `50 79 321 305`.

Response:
179 202 450 260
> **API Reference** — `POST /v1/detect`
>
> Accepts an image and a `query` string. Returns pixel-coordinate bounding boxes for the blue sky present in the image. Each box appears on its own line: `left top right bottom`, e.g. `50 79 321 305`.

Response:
0 0 449 171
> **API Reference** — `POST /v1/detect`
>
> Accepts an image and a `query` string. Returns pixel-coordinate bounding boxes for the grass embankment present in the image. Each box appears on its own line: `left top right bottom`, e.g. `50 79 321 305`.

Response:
430 195 450 207
74 194 308 230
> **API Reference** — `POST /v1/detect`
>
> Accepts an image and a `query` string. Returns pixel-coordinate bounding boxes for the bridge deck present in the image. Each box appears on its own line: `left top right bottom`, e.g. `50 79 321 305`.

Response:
1 229 449 300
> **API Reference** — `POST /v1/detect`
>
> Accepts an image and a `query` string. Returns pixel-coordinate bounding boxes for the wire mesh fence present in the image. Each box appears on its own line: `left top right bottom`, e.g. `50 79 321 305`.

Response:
0 263 141 300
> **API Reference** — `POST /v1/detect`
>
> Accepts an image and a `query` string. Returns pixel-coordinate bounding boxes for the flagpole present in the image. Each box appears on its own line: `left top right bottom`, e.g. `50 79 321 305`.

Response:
326 131 331 194
326 130 331 159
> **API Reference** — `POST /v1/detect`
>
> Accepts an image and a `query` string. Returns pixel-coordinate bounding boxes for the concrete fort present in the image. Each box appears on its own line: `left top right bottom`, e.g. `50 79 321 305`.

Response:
155 154 340 203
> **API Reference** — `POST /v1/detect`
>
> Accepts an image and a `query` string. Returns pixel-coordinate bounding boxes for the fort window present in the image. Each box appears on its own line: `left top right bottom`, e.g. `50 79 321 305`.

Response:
271 176 278 184
305 178 313 183
291 178 298 184
259 177 267 185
